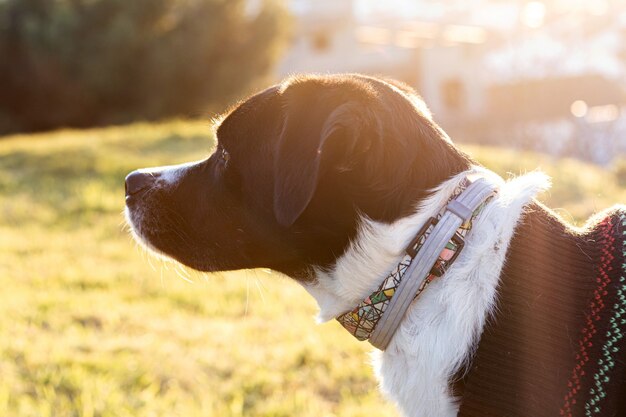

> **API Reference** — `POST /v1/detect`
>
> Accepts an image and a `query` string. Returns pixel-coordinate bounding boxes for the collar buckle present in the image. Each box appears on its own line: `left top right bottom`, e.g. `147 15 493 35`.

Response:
405 216 437 258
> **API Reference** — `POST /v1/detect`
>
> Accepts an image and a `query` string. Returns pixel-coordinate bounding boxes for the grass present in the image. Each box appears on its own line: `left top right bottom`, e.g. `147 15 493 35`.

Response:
1 120 624 417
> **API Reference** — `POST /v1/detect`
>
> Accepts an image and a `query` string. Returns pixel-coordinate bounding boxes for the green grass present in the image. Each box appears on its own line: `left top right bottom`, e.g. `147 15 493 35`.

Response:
1 120 624 417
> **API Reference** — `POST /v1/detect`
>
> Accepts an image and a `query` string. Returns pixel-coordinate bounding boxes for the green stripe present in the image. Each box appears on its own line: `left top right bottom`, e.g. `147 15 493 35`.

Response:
585 214 626 416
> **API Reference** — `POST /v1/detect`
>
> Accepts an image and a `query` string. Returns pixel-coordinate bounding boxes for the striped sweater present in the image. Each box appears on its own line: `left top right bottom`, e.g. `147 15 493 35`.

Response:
456 203 626 417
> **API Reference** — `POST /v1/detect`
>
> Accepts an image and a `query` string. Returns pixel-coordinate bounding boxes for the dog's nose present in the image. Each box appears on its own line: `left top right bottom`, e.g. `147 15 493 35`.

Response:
125 170 157 197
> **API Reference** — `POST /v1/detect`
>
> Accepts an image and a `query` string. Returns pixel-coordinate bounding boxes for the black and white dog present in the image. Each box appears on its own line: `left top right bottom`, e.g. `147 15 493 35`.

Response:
125 74 626 417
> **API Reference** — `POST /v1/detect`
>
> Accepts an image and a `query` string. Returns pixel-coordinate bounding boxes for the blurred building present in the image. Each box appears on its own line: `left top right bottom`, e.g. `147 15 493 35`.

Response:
276 0 626 164
277 0 417 80
278 0 492 125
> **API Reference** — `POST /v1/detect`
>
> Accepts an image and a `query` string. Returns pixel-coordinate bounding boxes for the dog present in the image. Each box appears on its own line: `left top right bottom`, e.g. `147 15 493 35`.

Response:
125 74 626 417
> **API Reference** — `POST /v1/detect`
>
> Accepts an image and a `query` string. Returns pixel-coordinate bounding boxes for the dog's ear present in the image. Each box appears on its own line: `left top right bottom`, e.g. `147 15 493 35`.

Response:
273 101 368 227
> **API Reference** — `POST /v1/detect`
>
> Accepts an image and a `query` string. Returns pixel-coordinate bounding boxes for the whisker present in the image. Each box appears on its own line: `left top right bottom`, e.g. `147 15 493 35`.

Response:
245 272 250 316
175 264 194 283
254 276 266 304
187 265 204 283
147 256 157 272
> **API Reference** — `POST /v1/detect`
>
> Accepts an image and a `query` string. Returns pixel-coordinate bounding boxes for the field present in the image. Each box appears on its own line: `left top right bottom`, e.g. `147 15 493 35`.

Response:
1 121 624 417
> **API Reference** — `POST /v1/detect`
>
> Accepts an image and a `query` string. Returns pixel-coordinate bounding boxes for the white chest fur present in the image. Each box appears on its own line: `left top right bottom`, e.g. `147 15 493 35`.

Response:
303 167 550 417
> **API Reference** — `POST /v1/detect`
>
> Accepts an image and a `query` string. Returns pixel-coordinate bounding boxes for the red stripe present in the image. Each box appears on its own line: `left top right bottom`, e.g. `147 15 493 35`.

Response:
560 218 615 417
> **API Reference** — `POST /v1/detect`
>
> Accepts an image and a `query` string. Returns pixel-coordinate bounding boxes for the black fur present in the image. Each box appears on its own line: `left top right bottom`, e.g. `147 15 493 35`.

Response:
125 74 472 280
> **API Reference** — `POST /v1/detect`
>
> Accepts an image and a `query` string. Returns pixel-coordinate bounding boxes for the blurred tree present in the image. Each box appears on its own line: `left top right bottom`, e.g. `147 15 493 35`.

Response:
0 0 289 134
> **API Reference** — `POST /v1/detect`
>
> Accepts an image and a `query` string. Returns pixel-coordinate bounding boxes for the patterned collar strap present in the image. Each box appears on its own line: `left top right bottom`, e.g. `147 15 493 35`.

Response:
336 176 498 350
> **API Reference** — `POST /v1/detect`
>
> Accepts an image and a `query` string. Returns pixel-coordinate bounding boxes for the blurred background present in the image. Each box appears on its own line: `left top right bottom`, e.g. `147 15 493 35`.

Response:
0 1 625 416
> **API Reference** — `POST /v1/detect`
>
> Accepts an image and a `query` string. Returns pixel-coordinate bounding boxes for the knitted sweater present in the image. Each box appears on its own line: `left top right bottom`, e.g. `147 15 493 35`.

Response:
456 202 626 417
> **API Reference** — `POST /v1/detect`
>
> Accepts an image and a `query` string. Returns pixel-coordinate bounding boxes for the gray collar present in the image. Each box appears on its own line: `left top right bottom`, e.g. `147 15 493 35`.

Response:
336 176 498 350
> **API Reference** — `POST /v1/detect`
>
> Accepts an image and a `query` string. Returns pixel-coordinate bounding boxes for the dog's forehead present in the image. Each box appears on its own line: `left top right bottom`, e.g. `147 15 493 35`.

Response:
216 85 282 145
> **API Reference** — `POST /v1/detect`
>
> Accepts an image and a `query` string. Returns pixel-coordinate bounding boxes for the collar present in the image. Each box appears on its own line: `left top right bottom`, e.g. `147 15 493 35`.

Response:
336 175 498 350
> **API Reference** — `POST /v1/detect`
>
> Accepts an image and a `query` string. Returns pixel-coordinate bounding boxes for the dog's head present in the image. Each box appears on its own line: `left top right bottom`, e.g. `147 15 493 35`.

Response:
124 74 471 280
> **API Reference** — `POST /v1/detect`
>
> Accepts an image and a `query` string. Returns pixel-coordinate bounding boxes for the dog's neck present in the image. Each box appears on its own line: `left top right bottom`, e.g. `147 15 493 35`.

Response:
303 167 546 322
303 166 550 417
335 175 498 349
456 203 626 417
